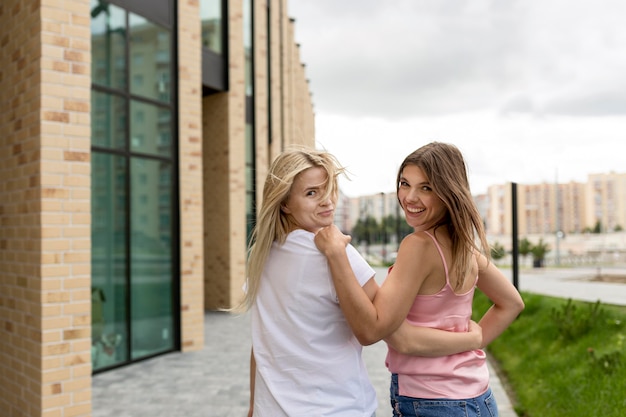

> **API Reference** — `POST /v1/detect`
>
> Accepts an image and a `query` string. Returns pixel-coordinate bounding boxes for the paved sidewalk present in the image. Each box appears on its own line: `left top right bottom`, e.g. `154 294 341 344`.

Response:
93 312 252 417
508 266 626 307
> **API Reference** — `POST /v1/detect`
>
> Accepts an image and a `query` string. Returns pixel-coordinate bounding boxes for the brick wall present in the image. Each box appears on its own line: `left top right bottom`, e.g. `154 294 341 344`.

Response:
40 0 93 415
178 0 205 351
0 2 42 414
0 1 92 416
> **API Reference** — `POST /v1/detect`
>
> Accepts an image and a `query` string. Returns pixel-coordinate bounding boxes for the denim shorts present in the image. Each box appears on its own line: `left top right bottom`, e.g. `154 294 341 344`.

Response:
389 374 499 417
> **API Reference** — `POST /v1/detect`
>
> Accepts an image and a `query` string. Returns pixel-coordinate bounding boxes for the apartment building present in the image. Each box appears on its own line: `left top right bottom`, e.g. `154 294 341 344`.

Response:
485 173 625 237
0 0 314 415
586 172 626 232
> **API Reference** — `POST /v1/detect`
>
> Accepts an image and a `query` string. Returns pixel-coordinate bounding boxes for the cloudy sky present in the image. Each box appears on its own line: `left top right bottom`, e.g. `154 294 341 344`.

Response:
287 0 626 197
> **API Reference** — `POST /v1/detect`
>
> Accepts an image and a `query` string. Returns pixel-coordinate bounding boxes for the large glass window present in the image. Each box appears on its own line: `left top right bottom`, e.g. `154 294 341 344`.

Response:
90 0 177 372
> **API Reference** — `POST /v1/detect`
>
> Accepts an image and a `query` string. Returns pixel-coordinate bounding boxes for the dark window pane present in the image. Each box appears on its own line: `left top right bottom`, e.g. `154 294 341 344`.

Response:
91 1 127 90
92 90 127 149
130 100 172 157
246 191 255 242
91 152 129 370
130 158 174 359
129 13 171 103
245 123 255 244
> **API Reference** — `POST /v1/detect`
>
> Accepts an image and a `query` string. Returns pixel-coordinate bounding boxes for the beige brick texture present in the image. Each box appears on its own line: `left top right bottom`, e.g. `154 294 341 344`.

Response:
0 1 92 416
178 0 205 351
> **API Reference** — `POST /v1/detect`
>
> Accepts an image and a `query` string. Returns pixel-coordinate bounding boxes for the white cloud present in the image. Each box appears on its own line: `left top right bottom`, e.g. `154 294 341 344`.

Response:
288 0 626 196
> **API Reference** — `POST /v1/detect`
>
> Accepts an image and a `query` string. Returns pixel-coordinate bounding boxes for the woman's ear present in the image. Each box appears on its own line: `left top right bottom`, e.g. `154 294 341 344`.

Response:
281 204 291 214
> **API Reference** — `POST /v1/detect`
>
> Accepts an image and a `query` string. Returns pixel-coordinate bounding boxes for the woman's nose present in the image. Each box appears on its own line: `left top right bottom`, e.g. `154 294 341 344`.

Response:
405 188 419 202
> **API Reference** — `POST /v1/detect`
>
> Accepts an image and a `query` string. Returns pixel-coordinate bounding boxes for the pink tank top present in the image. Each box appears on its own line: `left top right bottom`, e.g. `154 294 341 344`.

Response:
385 231 489 399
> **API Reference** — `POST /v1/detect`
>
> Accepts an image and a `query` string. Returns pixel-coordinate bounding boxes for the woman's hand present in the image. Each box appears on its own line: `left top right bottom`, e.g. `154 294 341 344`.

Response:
315 224 351 257
467 320 483 350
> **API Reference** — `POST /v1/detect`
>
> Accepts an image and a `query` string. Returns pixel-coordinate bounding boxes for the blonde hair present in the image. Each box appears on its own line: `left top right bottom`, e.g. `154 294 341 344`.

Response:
396 142 490 288
236 146 346 311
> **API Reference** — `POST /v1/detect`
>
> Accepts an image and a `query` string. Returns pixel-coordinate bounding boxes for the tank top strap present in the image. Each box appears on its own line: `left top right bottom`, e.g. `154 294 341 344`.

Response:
422 231 450 285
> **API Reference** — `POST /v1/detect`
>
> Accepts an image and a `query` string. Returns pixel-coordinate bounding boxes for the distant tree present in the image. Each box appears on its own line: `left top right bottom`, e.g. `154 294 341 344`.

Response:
381 214 395 244
531 238 550 268
614 224 623 232
491 242 506 260
593 220 602 234
519 237 532 257
395 215 413 239
352 216 378 247
518 237 532 265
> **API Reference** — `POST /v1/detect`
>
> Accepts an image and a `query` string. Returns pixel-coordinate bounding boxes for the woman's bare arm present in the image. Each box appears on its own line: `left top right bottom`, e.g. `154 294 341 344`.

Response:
385 320 482 356
475 253 525 347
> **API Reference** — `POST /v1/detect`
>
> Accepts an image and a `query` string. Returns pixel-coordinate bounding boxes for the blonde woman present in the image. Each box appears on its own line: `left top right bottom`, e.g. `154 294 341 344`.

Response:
315 142 525 417
241 146 483 417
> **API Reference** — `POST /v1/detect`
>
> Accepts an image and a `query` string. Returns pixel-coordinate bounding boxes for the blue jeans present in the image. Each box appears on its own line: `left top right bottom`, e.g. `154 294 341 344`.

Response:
389 374 499 417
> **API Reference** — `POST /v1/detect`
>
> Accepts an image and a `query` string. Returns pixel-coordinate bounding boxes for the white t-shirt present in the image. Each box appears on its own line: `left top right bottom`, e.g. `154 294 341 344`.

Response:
251 229 377 417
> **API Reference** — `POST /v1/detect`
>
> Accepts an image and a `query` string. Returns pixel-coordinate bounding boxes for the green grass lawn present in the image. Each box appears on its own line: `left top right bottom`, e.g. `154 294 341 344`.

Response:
473 290 626 417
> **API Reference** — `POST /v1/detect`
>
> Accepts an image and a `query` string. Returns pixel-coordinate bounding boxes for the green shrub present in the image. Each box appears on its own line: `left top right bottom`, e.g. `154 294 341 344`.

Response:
551 298 605 340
